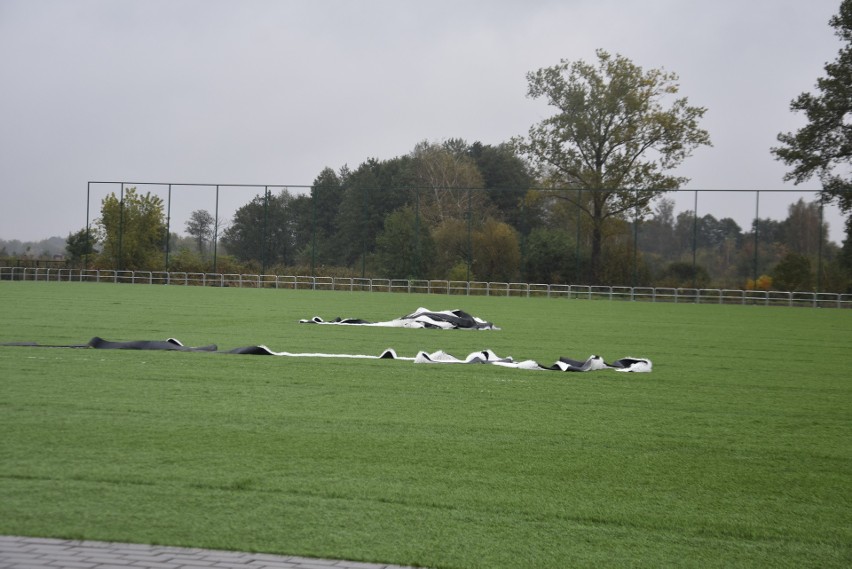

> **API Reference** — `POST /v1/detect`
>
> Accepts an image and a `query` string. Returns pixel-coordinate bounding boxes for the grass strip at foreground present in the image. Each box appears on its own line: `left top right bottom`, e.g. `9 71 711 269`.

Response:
1 282 851 568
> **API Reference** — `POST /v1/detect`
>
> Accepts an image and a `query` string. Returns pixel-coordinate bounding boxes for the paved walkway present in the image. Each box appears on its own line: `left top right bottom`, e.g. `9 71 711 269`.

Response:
0 536 421 569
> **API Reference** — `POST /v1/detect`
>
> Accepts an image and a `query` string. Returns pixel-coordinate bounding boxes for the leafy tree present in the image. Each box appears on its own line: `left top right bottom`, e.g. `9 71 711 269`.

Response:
304 167 347 266
65 228 98 266
471 219 521 283
167 248 208 273
468 141 535 227
658 261 710 289
185 209 215 256
97 188 167 270
641 198 677 256
772 0 852 255
288 193 315 263
523 227 580 284
515 49 711 282
672 211 743 252
220 189 299 269
334 161 382 267
334 158 413 268
737 221 786 283
598 232 652 287
750 217 785 247
780 198 828 257
410 140 488 225
374 206 435 279
772 252 813 291
311 167 345 236
429 217 522 282
672 210 698 256
431 218 471 279
701 216 742 250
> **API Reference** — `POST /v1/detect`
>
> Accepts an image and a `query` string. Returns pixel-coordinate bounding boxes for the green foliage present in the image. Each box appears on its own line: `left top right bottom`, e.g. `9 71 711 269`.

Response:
822 255 852 293
311 167 345 237
431 218 470 278
209 254 247 275
96 187 167 270
471 219 521 282
639 198 678 258
516 49 712 281
693 215 743 250
772 252 813 291
410 140 489 225
843 217 852 271
220 189 299 269
468 141 535 228
166 249 208 273
65 228 98 265
523 227 579 283
334 159 414 266
781 198 828 257
429 217 522 282
773 0 852 225
597 235 652 287
374 206 435 279
47 138 832 290
1 283 851 568
184 210 215 256
307 167 347 266
658 261 711 288
446 260 472 282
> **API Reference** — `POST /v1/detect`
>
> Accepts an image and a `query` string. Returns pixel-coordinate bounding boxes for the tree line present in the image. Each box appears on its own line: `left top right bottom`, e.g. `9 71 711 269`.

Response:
62 171 847 292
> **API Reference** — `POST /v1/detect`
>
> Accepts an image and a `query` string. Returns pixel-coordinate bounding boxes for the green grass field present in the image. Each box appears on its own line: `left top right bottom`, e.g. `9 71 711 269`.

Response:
1 281 850 568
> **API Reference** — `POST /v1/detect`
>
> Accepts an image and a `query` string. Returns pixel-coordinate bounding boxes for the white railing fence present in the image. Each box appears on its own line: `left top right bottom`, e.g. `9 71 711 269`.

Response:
2 266 850 308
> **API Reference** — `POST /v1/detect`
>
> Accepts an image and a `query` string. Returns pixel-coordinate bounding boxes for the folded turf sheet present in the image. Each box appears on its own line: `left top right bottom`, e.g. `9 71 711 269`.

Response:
2 337 651 372
412 349 651 372
299 307 500 330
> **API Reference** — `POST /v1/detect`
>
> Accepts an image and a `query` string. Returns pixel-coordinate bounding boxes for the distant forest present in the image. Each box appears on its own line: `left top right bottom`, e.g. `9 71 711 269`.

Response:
4 140 841 294
0 236 66 258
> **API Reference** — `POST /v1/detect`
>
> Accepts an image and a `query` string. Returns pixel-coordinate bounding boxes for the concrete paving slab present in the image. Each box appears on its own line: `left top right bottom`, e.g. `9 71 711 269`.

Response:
0 537 424 569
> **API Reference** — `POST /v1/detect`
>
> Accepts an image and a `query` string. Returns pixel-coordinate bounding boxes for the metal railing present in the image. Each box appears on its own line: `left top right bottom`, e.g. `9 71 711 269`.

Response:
2 266 850 308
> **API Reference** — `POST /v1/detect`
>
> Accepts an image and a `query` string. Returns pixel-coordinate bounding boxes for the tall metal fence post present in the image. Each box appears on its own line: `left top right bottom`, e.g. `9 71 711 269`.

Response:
753 190 760 284
818 196 824 293
414 189 420 279
85 182 91 270
165 184 172 270
213 185 219 273
520 196 527 281
361 184 368 279
632 190 639 288
466 188 472 282
311 185 317 276
692 190 698 289
262 186 269 273
575 189 582 282
118 183 124 272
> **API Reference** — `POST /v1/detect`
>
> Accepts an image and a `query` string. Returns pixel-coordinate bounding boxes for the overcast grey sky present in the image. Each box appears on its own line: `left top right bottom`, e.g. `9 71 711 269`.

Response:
0 0 846 243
